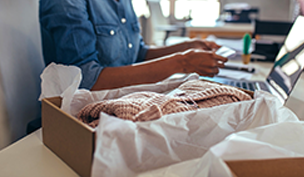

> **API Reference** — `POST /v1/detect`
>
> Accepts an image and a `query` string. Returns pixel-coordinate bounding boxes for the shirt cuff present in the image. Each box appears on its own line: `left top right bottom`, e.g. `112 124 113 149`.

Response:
78 60 103 90
136 43 149 63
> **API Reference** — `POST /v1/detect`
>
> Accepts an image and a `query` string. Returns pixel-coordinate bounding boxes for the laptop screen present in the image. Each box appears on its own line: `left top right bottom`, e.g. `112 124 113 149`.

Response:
266 16 304 100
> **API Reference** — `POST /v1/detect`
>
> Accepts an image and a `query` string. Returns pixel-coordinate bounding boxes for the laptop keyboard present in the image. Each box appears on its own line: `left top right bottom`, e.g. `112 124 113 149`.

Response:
258 82 268 91
223 81 256 91
230 80 272 92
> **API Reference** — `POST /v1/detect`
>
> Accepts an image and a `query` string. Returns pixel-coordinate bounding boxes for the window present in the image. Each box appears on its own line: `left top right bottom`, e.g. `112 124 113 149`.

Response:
133 0 220 24
132 0 150 17
174 0 220 21
132 0 169 18
160 0 170 17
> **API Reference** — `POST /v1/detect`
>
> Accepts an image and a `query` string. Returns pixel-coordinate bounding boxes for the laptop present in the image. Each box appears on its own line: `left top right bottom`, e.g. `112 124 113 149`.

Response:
201 16 304 104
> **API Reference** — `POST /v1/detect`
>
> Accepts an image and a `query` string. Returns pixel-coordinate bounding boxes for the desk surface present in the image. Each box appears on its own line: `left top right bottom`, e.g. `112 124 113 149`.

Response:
186 21 254 32
186 21 254 39
0 61 304 177
0 129 78 177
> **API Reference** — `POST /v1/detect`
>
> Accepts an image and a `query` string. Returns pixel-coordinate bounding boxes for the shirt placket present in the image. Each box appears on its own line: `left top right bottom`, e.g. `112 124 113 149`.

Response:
116 2 133 61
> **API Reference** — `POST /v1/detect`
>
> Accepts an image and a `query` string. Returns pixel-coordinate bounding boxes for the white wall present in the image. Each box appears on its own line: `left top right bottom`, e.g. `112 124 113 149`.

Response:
0 73 10 150
0 0 44 149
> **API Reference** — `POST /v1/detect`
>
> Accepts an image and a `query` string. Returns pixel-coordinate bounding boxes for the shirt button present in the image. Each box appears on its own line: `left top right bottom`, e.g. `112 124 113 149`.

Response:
121 18 126 23
110 30 115 35
128 43 133 48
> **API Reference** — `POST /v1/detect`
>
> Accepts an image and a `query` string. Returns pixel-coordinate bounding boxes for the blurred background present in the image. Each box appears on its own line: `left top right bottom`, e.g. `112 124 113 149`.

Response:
133 0 301 46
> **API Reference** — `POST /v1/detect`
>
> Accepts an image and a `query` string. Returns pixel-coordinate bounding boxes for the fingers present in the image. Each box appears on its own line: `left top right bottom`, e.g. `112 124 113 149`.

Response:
197 66 220 77
202 40 221 50
185 49 226 67
199 53 224 76
180 49 225 76
212 50 228 63
202 67 220 74
175 41 228 77
207 41 221 50
217 62 225 68
189 39 220 51
203 73 218 77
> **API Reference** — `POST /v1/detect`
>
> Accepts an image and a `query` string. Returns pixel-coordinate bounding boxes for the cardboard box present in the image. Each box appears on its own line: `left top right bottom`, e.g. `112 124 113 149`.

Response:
42 86 304 177
226 158 304 177
42 97 96 177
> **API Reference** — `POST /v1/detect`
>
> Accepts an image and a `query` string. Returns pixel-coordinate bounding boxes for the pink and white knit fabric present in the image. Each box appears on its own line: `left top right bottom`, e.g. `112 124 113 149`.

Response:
77 80 252 127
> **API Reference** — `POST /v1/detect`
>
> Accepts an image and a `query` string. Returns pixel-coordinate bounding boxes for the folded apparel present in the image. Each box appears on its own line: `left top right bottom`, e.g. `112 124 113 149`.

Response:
77 80 252 127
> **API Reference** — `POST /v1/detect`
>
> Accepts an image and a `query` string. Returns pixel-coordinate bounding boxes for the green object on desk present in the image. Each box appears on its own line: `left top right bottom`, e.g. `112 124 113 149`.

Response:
243 33 251 55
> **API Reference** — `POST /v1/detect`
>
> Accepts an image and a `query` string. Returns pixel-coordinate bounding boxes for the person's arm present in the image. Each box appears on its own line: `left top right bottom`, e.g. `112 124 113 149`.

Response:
40 0 103 90
40 0 224 91
91 49 227 91
144 39 221 60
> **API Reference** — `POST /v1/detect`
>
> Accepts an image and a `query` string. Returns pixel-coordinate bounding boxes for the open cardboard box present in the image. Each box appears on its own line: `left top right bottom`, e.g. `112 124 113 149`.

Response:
41 85 304 177
42 96 95 177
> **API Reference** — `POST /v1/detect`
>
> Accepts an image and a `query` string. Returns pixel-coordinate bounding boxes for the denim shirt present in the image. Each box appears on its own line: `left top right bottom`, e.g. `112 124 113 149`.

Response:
39 0 149 89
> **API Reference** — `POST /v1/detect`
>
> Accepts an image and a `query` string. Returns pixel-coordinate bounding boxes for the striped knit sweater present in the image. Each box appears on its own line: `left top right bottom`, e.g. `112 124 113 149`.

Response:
77 80 252 127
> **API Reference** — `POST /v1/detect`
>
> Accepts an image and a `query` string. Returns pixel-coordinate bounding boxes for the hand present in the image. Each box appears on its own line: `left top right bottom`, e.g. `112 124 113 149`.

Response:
177 49 228 77
185 38 221 51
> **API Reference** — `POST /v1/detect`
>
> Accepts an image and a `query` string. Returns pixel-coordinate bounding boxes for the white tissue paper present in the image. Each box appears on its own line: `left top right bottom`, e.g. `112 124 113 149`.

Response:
91 93 299 177
39 62 82 114
138 121 304 177
39 63 300 177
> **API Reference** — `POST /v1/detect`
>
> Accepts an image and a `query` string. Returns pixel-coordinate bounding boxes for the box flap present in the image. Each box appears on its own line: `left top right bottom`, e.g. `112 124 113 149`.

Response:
226 158 304 177
42 97 96 177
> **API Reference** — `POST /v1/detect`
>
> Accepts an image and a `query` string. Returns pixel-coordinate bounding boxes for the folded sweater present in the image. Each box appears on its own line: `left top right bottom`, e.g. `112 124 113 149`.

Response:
77 80 252 127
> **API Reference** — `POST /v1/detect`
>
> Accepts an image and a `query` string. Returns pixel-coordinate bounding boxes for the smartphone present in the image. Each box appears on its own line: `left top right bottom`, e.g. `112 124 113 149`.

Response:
215 46 236 58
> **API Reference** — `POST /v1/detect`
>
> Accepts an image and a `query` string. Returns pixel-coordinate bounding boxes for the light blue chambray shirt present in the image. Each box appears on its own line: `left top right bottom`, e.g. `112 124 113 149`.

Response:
39 0 149 89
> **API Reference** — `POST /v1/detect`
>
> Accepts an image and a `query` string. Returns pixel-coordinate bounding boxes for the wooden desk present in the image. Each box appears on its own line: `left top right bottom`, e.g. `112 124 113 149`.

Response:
186 21 254 39
0 63 303 176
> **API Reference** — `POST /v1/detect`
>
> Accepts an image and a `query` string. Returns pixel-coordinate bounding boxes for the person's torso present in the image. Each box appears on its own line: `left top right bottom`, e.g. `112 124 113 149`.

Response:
87 0 142 66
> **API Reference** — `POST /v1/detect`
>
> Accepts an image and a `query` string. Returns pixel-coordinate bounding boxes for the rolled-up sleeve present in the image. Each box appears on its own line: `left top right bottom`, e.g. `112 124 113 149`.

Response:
40 0 102 89
78 60 103 89
136 37 149 63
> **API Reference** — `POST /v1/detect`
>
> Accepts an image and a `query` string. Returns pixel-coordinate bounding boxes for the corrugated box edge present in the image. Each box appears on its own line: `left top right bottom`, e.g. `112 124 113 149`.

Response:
226 158 304 177
42 97 96 177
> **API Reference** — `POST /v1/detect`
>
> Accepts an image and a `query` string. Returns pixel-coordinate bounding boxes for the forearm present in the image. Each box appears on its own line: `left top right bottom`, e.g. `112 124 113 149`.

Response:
145 42 190 60
91 55 183 91
91 48 228 91
144 39 220 61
